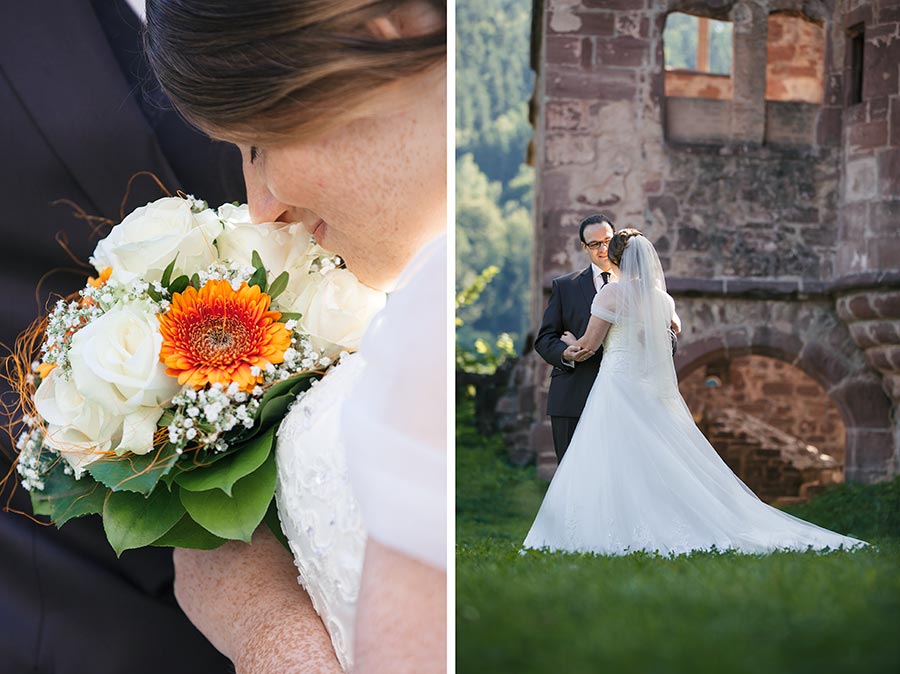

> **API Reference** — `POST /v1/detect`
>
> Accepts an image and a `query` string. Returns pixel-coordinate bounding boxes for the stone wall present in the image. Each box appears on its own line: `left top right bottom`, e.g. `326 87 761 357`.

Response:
680 355 846 463
766 12 826 102
703 407 842 504
524 0 899 483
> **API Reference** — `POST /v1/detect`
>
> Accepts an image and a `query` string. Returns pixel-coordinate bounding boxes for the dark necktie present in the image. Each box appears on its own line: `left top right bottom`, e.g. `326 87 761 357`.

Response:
601 271 610 286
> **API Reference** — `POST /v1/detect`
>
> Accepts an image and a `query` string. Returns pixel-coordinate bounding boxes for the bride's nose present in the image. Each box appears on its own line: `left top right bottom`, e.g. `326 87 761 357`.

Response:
242 160 291 224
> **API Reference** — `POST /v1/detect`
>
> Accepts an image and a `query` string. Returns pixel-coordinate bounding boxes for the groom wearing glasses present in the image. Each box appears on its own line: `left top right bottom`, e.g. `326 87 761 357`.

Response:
535 214 616 463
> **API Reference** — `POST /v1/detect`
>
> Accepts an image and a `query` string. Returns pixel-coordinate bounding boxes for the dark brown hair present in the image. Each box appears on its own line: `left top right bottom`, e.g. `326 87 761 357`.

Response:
144 0 446 143
607 227 643 267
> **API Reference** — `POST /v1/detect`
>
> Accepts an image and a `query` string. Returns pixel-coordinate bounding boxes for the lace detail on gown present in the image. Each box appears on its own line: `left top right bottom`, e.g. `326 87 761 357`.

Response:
275 353 367 672
523 320 867 556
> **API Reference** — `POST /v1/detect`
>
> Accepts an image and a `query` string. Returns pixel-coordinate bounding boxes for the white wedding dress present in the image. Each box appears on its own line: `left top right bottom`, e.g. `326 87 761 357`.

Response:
275 352 367 672
274 233 447 673
524 236 866 556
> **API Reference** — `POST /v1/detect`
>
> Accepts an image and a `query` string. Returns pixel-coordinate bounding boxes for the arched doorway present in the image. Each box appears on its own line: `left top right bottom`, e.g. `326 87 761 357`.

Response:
679 355 845 505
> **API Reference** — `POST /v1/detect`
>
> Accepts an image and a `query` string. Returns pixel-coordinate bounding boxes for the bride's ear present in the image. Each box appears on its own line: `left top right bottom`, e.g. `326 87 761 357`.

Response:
368 1 444 40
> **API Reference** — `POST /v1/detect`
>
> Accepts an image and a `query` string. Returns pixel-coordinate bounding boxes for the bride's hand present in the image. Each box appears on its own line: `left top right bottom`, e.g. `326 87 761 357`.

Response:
173 527 342 673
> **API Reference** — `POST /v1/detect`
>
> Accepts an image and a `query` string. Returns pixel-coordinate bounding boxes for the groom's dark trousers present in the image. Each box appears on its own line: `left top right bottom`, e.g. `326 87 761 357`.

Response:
0 2 245 672
535 267 604 463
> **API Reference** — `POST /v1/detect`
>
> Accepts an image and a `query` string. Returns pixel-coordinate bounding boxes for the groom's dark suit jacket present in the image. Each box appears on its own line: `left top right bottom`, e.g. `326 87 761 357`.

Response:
0 2 244 672
535 267 603 417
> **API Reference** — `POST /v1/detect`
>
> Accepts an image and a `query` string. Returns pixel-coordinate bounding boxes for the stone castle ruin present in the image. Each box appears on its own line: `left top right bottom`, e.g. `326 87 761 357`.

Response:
501 0 899 501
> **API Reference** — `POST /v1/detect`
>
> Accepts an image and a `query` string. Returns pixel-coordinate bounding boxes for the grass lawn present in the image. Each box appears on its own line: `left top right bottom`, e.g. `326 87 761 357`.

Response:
456 400 900 674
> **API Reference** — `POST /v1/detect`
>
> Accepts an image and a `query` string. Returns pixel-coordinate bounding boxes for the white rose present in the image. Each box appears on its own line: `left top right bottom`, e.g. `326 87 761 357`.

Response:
68 301 179 429
34 369 120 476
292 268 386 355
216 221 310 274
216 202 251 227
92 197 223 283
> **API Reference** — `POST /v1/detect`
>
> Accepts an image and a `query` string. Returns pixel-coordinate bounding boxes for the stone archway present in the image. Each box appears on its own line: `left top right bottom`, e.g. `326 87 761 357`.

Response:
679 354 846 504
674 295 894 484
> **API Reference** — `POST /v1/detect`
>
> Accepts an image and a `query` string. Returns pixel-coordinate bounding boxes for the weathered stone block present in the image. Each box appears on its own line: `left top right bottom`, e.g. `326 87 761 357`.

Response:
615 11 650 39
872 291 900 319
665 96 731 144
593 36 647 68
765 101 819 146
849 320 900 349
570 11 615 37
866 344 900 371
843 156 879 202
891 97 900 147
870 96 890 121
869 237 900 269
864 25 900 99
752 326 805 363
878 148 900 196
800 341 853 388
647 194 680 225
546 100 586 131
548 69 637 101
847 119 889 154
816 106 843 146
844 2 872 28
583 0 646 10
831 379 893 427
545 36 585 68
546 133 596 167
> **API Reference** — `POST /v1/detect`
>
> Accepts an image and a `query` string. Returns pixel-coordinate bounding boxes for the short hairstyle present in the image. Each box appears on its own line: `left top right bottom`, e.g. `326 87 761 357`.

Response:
578 213 615 244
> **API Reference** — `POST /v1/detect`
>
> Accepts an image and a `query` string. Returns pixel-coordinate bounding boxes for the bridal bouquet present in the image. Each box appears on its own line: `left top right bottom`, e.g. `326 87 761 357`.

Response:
11 196 385 555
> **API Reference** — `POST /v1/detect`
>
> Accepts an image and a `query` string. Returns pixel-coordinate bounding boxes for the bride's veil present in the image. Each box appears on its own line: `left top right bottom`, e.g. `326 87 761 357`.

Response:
615 235 679 396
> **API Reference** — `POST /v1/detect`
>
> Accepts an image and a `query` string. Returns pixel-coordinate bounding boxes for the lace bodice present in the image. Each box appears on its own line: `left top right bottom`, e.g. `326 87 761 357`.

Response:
275 353 367 673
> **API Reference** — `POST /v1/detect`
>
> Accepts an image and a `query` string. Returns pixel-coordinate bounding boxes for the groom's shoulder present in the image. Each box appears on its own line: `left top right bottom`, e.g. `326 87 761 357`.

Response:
553 267 589 287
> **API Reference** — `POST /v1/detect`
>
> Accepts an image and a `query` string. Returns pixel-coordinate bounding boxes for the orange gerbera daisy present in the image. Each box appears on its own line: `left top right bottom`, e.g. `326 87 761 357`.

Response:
158 279 291 391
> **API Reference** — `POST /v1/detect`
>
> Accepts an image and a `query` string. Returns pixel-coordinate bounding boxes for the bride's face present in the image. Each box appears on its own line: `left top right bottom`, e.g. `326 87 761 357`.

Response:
238 66 446 291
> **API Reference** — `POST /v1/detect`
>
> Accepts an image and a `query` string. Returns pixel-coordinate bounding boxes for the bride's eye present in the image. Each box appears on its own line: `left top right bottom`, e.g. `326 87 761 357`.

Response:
249 146 261 163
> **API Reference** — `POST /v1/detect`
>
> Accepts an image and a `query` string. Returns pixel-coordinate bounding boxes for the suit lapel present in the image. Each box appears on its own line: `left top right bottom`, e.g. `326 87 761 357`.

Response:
0 3 179 218
577 266 596 307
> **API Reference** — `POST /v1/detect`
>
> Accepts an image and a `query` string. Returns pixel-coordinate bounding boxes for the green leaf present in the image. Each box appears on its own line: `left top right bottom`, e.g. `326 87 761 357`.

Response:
176 427 275 496
190 272 201 289
278 312 303 321
267 271 290 301
255 394 297 435
146 287 163 302
169 275 190 295
30 460 108 525
161 255 179 288
87 446 180 495
102 487 185 556
248 265 268 293
251 249 265 271
180 454 277 543
151 513 227 550
158 409 176 427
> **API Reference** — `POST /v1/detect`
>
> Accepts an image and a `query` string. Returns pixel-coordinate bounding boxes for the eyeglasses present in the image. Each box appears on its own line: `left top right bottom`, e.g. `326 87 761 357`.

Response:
583 239 611 251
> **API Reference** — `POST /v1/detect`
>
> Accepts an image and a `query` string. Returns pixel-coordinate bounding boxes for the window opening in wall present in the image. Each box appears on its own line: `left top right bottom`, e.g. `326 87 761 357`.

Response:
664 12 733 99
765 12 825 103
848 24 865 105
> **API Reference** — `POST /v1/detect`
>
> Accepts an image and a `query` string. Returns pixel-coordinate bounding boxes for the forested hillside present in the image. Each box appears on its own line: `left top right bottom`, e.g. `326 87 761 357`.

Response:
455 4 727 354
456 0 535 352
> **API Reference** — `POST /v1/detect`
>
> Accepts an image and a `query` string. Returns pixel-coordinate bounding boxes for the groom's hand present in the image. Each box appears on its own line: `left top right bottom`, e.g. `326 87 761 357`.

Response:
563 344 594 363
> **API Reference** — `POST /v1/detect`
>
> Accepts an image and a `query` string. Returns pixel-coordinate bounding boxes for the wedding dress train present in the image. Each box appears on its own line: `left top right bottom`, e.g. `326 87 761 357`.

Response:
524 238 865 556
